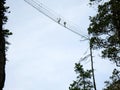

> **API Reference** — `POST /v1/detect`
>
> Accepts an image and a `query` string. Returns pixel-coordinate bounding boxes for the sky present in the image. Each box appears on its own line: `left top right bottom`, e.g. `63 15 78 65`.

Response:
4 0 118 90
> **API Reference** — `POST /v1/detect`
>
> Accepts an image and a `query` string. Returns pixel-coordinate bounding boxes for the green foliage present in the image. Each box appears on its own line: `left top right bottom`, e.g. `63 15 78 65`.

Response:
88 0 120 66
89 0 102 5
0 0 12 89
103 69 120 90
69 63 93 90
0 0 9 24
2 29 12 38
0 0 12 49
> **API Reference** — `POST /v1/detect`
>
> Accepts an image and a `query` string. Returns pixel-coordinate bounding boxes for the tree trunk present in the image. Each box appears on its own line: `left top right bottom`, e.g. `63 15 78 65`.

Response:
90 43 97 90
0 25 6 89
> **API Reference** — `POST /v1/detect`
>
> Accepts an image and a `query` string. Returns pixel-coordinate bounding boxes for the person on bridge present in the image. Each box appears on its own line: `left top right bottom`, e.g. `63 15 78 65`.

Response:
64 22 66 27
58 18 61 24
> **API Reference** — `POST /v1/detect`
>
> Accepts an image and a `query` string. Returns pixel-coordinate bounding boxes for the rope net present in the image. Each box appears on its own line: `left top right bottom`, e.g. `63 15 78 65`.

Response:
24 0 88 38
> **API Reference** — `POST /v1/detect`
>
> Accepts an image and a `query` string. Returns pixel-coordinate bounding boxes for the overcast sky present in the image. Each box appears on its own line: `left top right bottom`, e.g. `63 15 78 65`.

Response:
4 0 117 90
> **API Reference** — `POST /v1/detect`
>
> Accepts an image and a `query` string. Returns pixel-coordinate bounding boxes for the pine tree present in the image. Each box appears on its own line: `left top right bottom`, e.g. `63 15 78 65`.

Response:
0 0 12 89
69 63 93 90
88 0 120 66
103 69 120 90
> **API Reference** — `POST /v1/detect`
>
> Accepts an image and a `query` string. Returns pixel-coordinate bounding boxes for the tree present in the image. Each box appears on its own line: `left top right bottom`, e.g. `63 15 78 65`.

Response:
88 0 120 66
69 63 93 90
0 0 12 89
103 69 120 90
